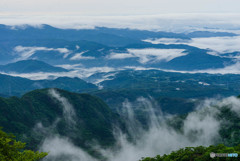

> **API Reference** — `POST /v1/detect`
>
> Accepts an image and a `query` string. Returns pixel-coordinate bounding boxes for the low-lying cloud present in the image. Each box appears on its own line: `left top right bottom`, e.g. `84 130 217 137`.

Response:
49 89 76 126
122 61 240 75
96 97 222 161
108 53 135 60
161 61 240 75
3 61 240 81
70 51 95 60
32 89 95 161
2 13 240 33
40 136 96 161
14 46 71 60
1 66 116 80
108 48 187 64
189 36 240 54
144 36 240 54
143 38 190 45
37 94 240 161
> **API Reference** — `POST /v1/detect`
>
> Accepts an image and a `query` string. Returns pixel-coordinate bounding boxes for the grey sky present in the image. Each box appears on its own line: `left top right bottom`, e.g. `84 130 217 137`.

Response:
1 0 240 15
1 0 240 32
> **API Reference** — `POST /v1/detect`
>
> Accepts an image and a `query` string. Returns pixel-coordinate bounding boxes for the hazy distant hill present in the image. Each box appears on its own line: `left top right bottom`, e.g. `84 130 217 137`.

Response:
186 31 237 38
0 74 97 96
0 24 237 71
89 70 240 110
0 60 68 73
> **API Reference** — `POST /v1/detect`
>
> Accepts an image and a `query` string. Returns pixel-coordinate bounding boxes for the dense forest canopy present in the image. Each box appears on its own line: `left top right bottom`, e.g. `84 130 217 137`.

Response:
0 128 47 161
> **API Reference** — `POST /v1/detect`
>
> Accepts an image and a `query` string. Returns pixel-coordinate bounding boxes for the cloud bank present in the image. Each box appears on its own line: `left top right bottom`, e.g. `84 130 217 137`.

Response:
108 48 187 64
41 136 96 161
14 46 71 60
70 51 94 60
0 66 117 80
144 36 240 54
2 13 240 33
3 61 240 81
96 97 221 161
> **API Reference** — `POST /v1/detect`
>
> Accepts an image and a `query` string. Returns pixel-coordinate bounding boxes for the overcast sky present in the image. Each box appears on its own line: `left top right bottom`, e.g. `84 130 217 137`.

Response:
1 0 240 15
1 0 240 31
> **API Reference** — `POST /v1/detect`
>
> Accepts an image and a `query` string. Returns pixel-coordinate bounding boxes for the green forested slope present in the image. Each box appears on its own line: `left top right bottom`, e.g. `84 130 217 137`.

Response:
140 96 240 161
0 128 47 161
0 88 121 150
140 144 240 161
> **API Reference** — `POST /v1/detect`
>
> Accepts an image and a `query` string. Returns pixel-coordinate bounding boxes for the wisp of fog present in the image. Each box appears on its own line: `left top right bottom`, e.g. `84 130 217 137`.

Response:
49 89 76 126
38 90 240 161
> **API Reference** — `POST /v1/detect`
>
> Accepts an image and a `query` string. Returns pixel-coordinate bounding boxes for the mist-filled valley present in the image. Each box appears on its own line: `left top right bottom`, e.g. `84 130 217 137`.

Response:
1 14 240 160
1 88 240 160
39 94 240 161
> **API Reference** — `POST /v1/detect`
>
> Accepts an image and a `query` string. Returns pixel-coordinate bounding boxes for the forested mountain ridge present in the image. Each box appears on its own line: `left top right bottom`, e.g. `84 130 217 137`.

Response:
0 73 97 96
0 88 240 160
0 88 123 152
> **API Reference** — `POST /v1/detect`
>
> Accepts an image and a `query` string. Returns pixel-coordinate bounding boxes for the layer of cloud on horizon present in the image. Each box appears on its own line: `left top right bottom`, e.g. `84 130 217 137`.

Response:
1 14 240 33
2 61 240 81
144 36 240 54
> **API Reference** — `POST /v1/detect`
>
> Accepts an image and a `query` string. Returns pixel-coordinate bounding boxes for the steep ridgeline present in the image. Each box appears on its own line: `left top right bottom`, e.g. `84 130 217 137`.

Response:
0 74 97 96
0 88 122 151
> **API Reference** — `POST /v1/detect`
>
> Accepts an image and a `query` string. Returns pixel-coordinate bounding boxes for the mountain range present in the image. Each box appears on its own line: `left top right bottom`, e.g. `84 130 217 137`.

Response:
0 73 97 96
0 88 239 160
0 24 238 71
1 24 240 160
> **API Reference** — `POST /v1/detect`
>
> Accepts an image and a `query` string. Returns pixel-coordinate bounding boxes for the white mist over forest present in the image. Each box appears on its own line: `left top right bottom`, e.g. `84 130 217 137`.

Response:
34 89 240 161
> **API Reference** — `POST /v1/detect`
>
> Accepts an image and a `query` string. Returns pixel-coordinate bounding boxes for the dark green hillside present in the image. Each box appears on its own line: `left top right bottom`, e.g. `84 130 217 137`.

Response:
90 70 240 112
140 144 240 161
166 96 240 147
0 128 48 161
141 96 240 161
0 88 121 150
156 97 197 114
98 70 240 97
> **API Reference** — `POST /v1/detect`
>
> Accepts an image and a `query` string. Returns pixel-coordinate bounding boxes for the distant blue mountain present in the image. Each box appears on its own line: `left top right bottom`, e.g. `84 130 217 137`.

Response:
0 24 237 70
186 31 237 38
118 43 235 70
0 73 97 96
0 60 68 73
